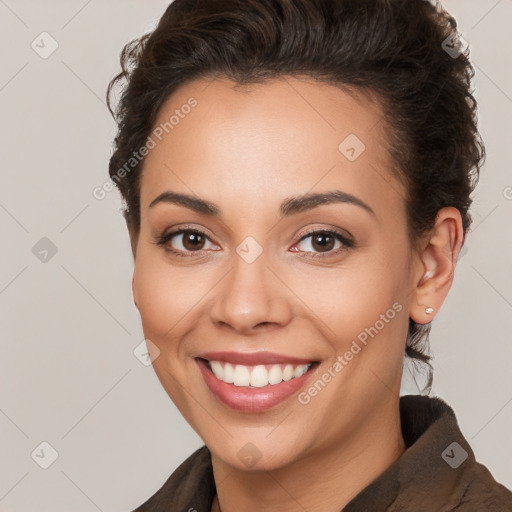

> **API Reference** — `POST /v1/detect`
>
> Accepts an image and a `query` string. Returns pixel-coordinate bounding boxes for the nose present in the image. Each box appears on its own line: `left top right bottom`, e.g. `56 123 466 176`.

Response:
209 251 293 335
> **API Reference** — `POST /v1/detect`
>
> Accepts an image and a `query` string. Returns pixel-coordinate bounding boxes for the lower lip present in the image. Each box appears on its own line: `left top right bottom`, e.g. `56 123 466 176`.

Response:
196 359 317 412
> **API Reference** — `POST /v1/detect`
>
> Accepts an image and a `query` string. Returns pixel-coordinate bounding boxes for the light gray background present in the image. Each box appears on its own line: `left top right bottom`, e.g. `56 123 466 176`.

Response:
0 1 511 510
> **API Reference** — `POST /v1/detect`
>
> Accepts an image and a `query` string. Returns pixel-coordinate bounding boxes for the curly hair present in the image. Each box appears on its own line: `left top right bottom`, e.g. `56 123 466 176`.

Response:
106 0 485 391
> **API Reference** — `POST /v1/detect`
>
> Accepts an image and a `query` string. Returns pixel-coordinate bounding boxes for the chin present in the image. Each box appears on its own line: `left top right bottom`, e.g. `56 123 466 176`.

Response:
205 429 312 473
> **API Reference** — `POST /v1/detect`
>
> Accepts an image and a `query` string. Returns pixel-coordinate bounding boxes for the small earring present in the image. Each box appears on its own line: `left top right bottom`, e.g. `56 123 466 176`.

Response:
425 307 434 314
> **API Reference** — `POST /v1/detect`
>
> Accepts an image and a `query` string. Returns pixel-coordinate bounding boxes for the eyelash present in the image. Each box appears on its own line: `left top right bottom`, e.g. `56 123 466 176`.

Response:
153 227 219 259
153 226 355 260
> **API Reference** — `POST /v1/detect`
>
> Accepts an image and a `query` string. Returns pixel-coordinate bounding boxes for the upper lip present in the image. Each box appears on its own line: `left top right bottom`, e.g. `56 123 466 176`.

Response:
195 351 316 366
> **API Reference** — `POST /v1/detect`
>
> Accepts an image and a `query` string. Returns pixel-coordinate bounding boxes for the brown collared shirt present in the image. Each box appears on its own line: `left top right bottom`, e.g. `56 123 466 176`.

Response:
132 395 512 511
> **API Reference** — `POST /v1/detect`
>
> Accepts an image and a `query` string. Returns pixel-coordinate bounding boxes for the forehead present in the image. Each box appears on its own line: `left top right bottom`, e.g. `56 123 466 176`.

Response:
139 76 405 221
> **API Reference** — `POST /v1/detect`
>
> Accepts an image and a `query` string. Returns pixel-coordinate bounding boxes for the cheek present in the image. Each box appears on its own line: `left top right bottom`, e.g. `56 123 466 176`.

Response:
132 252 209 348
283 249 410 388
132 252 209 412
289 260 406 340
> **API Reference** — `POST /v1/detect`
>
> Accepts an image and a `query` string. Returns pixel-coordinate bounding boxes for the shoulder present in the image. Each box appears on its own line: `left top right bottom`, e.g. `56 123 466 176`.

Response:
401 395 512 511
345 395 512 511
130 445 215 512
454 460 512 511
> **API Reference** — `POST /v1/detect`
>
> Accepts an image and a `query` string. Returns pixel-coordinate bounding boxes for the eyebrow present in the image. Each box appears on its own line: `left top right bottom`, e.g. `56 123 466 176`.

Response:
149 189 375 217
149 191 220 216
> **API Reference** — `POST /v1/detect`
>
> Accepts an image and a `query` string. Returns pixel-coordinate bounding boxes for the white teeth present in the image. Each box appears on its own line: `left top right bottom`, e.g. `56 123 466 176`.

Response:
208 361 311 387
210 361 223 380
283 364 294 381
294 365 306 378
233 365 251 386
268 365 283 385
223 363 235 383
250 365 268 387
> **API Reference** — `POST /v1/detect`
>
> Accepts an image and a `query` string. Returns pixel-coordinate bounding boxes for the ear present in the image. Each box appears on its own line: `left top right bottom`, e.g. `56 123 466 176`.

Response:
410 207 464 325
128 223 139 310
127 223 138 260
132 271 139 310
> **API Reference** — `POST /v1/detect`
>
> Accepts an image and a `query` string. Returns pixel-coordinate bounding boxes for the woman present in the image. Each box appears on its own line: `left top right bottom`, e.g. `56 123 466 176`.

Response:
107 0 512 510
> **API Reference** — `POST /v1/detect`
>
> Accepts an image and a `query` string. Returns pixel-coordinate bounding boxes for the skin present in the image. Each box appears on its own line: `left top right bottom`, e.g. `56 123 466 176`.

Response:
129 76 463 512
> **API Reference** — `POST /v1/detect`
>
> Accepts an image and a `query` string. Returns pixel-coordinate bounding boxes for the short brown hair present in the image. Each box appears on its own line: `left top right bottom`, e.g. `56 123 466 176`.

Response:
107 0 485 389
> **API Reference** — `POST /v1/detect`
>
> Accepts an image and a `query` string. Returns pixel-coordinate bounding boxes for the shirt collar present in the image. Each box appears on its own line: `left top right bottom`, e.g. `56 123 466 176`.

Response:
155 395 477 511
343 394 476 510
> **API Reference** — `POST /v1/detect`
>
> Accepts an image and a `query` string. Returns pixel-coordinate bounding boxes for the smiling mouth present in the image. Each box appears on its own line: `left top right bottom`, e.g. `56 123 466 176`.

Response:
196 358 320 388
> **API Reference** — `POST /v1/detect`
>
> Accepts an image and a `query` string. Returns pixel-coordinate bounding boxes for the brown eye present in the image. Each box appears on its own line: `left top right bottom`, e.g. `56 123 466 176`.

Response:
293 229 354 258
310 232 335 252
155 228 220 256
296 231 340 253
181 231 206 251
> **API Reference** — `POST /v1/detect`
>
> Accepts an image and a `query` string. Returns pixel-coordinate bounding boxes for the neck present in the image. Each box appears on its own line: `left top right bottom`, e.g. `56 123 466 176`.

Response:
210 402 406 512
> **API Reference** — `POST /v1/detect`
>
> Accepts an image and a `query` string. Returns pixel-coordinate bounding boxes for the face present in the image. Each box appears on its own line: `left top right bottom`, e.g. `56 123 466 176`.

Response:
131 76 420 471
